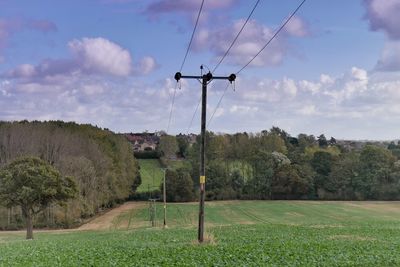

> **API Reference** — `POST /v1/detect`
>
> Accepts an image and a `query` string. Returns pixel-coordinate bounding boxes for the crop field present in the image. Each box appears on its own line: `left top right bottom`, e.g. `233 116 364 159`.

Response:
2 201 400 266
112 200 400 229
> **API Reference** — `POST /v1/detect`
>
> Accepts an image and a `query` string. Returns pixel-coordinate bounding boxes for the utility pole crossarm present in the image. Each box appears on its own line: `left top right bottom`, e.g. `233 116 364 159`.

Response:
173 68 236 243
174 72 236 83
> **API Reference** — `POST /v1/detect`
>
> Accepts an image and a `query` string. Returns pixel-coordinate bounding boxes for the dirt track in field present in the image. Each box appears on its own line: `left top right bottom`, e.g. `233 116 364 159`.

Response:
78 202 145 231
0 202 144 235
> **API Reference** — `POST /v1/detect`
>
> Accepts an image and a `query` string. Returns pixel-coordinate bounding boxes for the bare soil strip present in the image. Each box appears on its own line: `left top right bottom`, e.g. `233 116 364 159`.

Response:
78 202 145 231
0 202 145 234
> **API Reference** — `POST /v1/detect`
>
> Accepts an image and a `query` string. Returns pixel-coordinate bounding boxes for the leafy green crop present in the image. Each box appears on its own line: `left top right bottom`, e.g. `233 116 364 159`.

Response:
1 223 400 266
2 201 400 266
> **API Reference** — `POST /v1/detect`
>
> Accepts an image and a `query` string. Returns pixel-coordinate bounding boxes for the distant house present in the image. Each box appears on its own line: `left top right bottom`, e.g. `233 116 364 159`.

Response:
141 141 156 151
125 132 163 152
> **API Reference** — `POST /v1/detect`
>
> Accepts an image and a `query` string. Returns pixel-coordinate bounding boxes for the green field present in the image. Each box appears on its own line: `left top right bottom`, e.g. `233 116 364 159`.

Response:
2 201 400 266
112 201 400 229
136 159 164 192
136 159 192 193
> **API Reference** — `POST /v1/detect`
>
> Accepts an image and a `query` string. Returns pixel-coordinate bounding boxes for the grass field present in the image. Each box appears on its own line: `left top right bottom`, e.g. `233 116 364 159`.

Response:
2 201 400 266
112 200 400 229
136 159 164 192
136 159 192 193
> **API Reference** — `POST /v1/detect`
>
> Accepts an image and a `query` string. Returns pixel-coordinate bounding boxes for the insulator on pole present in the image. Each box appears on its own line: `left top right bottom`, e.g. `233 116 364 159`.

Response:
174 72 182 82
228 74 236 83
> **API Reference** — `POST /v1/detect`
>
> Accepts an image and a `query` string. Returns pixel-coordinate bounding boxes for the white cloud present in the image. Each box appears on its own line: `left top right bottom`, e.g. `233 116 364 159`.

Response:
3 37 159 83
8 64 36 78
2 64 400 140
210 107 224 118
351 67 368 81
320 74 334 84
282 78 297 97
68 37 132 76
376 41 400 71
364 0 400 72
240 77 297 103
194 18 309 67
82 84 105 95
284 16 310 37
297 105 317 115
229 105 258 114
322 67 369 103
364 0 400 40
299 80 321 94
138 56 158 75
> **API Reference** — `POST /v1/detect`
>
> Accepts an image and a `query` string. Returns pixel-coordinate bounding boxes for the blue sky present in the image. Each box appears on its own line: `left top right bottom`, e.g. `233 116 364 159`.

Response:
0 0 399 140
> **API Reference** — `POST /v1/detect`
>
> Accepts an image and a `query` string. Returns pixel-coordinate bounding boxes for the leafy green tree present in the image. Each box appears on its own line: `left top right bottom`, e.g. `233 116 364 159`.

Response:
387 141 400 159
207 134 228 160
131 165 142 194
328 137 337 146
230 170 245 198
176 135 189 158
298 134 316 150
162 168 194 202
248 150 275 199
327 152 359 199
273 165 306 199
356 145 396 199
163 169 178 202
311 151 335 197
175 168 195 202
260 133 287 154
0 157 77 239
158 135 178 160
318 134 328 148
205 160 234 200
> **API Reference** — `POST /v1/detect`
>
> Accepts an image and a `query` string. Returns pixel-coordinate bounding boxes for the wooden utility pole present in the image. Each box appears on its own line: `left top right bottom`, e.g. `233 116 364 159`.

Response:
163 168 167 228
148 198 159 227
174 69 236 242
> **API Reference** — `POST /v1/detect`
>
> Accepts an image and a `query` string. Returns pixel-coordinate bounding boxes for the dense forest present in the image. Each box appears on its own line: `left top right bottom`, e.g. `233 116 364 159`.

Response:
161 127 400 202
0 121 140 230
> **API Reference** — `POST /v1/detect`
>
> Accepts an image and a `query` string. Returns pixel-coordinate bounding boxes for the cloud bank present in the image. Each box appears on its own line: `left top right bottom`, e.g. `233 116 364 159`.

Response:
2 63 400 139
4 37 158 83
364 0 400 71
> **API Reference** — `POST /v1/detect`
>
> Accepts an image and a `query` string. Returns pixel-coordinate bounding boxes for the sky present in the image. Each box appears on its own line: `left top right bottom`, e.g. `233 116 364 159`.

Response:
0 0 399 140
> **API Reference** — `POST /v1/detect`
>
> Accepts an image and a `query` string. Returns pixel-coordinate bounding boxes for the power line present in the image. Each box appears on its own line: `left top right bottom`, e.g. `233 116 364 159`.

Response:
185 64 206 134
207 0 307 128
166 0 205 133
186 94 202 134
207 83 230 127
166 83 178 133
212 0 261 74
236 0 307 75
179 0 205 72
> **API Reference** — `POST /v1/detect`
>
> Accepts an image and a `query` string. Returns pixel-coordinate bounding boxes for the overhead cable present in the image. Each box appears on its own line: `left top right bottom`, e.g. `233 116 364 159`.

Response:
167 0 205 133
236 0 306 75
207 0 307 128
212 0 261 74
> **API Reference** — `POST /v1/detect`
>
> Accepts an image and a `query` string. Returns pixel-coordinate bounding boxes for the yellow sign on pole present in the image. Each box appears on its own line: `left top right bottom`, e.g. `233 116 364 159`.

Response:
200 175 206 184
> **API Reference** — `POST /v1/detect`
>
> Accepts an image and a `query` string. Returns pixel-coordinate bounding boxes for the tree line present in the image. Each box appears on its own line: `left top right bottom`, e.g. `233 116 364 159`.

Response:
0 121 140 230
160 127 400 202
